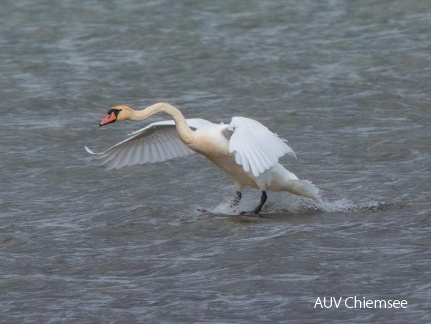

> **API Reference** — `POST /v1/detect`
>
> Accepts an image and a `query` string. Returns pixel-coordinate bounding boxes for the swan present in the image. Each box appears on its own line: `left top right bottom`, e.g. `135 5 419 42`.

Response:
85 102 320 214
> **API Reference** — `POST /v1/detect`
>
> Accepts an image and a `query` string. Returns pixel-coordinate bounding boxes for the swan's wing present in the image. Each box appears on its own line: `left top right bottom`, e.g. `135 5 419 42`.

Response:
228 117 296 177
85 118 212 170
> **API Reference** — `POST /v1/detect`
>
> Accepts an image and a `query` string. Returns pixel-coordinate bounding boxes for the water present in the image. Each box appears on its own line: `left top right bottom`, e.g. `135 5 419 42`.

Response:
1 0 430 322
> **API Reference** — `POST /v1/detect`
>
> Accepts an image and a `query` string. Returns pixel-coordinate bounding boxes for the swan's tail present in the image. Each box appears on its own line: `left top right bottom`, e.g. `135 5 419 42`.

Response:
285 179 322 202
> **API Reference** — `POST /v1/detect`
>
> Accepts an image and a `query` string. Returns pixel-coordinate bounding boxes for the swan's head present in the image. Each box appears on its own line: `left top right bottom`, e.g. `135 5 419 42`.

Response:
99 105 134 126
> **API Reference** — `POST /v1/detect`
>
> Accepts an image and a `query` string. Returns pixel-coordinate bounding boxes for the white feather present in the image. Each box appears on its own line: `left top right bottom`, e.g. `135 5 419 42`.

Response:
228 117 296 177
87 119 211 169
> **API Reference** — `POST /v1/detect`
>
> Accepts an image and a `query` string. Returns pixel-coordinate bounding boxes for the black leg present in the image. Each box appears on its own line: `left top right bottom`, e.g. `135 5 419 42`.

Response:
232 191 242 206
253 191 268 214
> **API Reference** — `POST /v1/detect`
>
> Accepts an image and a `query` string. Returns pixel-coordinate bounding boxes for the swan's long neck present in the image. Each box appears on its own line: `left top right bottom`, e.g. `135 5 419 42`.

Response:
132 103 195 144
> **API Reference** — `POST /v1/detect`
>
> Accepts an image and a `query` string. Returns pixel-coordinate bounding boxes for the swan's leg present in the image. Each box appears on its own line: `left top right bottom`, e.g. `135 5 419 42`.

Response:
253 191 267 214
232 191 242 206
232 181 244 208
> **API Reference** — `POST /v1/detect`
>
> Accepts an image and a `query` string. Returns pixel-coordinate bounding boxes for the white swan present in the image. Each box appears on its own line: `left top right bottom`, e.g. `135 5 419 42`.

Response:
86 103 320 213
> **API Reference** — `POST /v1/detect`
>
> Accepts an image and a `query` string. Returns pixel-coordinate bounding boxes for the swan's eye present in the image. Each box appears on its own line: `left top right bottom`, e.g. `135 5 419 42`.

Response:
107 109 122 117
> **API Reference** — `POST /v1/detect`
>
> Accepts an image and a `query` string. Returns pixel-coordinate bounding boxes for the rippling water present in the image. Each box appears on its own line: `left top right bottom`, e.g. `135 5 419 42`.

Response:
1 0 430 322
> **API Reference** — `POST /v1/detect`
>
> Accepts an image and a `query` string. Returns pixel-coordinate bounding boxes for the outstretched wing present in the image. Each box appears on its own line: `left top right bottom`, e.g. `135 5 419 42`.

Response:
228 117 296 177
85 118 211 170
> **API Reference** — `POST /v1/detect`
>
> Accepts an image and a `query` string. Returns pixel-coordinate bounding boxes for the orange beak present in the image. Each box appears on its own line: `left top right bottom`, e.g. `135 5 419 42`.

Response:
99 113 116 126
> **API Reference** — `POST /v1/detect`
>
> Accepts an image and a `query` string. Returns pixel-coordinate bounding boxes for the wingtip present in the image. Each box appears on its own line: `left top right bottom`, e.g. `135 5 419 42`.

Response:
286 148 297 159
85 146 95 154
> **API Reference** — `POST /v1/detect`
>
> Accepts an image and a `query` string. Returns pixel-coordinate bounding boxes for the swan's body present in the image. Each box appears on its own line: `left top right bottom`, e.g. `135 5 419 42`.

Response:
86 103 320 213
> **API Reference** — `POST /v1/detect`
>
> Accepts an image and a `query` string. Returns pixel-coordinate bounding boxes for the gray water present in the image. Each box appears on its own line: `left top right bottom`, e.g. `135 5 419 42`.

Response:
1 0 430 323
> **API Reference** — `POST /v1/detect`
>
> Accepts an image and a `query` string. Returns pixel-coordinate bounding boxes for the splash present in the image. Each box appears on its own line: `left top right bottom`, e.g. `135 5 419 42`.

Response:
318 198 405 213
194 194 398 216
